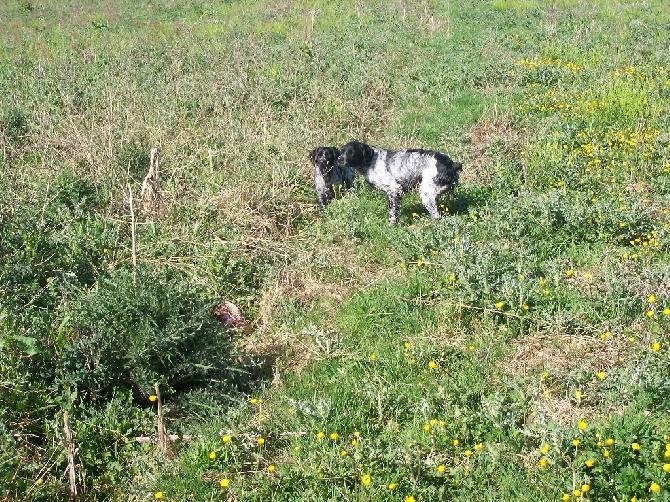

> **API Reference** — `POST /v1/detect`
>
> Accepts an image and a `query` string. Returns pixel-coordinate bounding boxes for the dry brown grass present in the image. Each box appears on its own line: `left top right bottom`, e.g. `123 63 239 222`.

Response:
499 332 631 426
462 115 524 184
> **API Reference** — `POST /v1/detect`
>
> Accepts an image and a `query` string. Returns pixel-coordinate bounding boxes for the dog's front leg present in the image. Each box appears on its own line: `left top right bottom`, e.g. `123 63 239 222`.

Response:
420 191 441 220
314 170 329 210
387 192 402 226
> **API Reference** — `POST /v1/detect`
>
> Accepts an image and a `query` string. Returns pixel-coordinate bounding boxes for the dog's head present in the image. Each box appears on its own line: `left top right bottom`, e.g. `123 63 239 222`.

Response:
337 141 374 171
434 154 463 193
309 147 340 174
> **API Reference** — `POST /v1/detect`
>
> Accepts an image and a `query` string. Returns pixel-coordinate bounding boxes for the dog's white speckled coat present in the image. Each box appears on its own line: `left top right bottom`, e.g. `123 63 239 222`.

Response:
338 141 462 225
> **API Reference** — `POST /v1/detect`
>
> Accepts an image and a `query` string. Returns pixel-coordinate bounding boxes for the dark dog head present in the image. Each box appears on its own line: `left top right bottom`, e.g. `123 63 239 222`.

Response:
434 154 463 194
309 147 340 174
337 141 374 170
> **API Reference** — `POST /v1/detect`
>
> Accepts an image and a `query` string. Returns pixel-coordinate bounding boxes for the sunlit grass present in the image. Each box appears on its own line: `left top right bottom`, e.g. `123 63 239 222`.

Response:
2 0 670 500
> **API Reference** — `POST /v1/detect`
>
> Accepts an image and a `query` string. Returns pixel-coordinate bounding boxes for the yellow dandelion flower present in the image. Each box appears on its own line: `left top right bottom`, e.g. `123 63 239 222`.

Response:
149 395 157 402
578 420 588 430
464 449 473 456
652 342 661 352
423 424 431 432
474 443 484 452
219 478 229 488
603 449 610 458
573 489 581 497
648 295 656 302
268 464 276 472
650 482 661 493
316 432 325 439
353 431 360 438
405 497 416 502
662 463 670 473
453 439 459 447
369 353 377 361
154 493 163 500
448 274 456 282
428 360 437 369
432 250 439 256
538 458 548 467
330 432 339 440
663 307 670 315
361 474 371 485
581 484 590 493
646 310 654 318
600 331 611 339
572 439 580 447
566 269 574 277
257 437 265 446
605 438 615 446
388 482 397 490
585 459 594 467
351 439 358 446
597 371 606 380
522 304 530 311
249 398 258 405
399 262 406 269
495 301 505 309
631 442 640 452
541 444 550 455
437 464 446 473
404 341 411 349
209 451 216 459
562 494 570 501
575 390 582 401
416 260 423 267
294 445 301 451
222 435 231 443
340 450 347 456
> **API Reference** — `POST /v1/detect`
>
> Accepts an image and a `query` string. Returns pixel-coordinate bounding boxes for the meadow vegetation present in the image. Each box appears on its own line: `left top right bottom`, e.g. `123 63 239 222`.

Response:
1 0 670 500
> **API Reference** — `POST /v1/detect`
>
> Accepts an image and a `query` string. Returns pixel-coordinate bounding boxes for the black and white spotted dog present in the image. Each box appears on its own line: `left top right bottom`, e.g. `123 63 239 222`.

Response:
337 141 463 226
309 146 355 210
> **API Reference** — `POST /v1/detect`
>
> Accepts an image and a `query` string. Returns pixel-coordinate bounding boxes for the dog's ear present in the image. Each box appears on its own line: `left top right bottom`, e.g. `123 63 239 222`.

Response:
331 148 341 160
453 162 463 172
308 148 316 163
363 144 374 164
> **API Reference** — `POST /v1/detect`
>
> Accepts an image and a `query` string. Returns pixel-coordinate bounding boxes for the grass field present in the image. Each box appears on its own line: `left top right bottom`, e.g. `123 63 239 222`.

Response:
2 0 670 500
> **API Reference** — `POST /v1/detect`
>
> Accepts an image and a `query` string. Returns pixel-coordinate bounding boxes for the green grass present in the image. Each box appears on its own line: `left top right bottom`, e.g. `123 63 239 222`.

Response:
2 0 670 501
